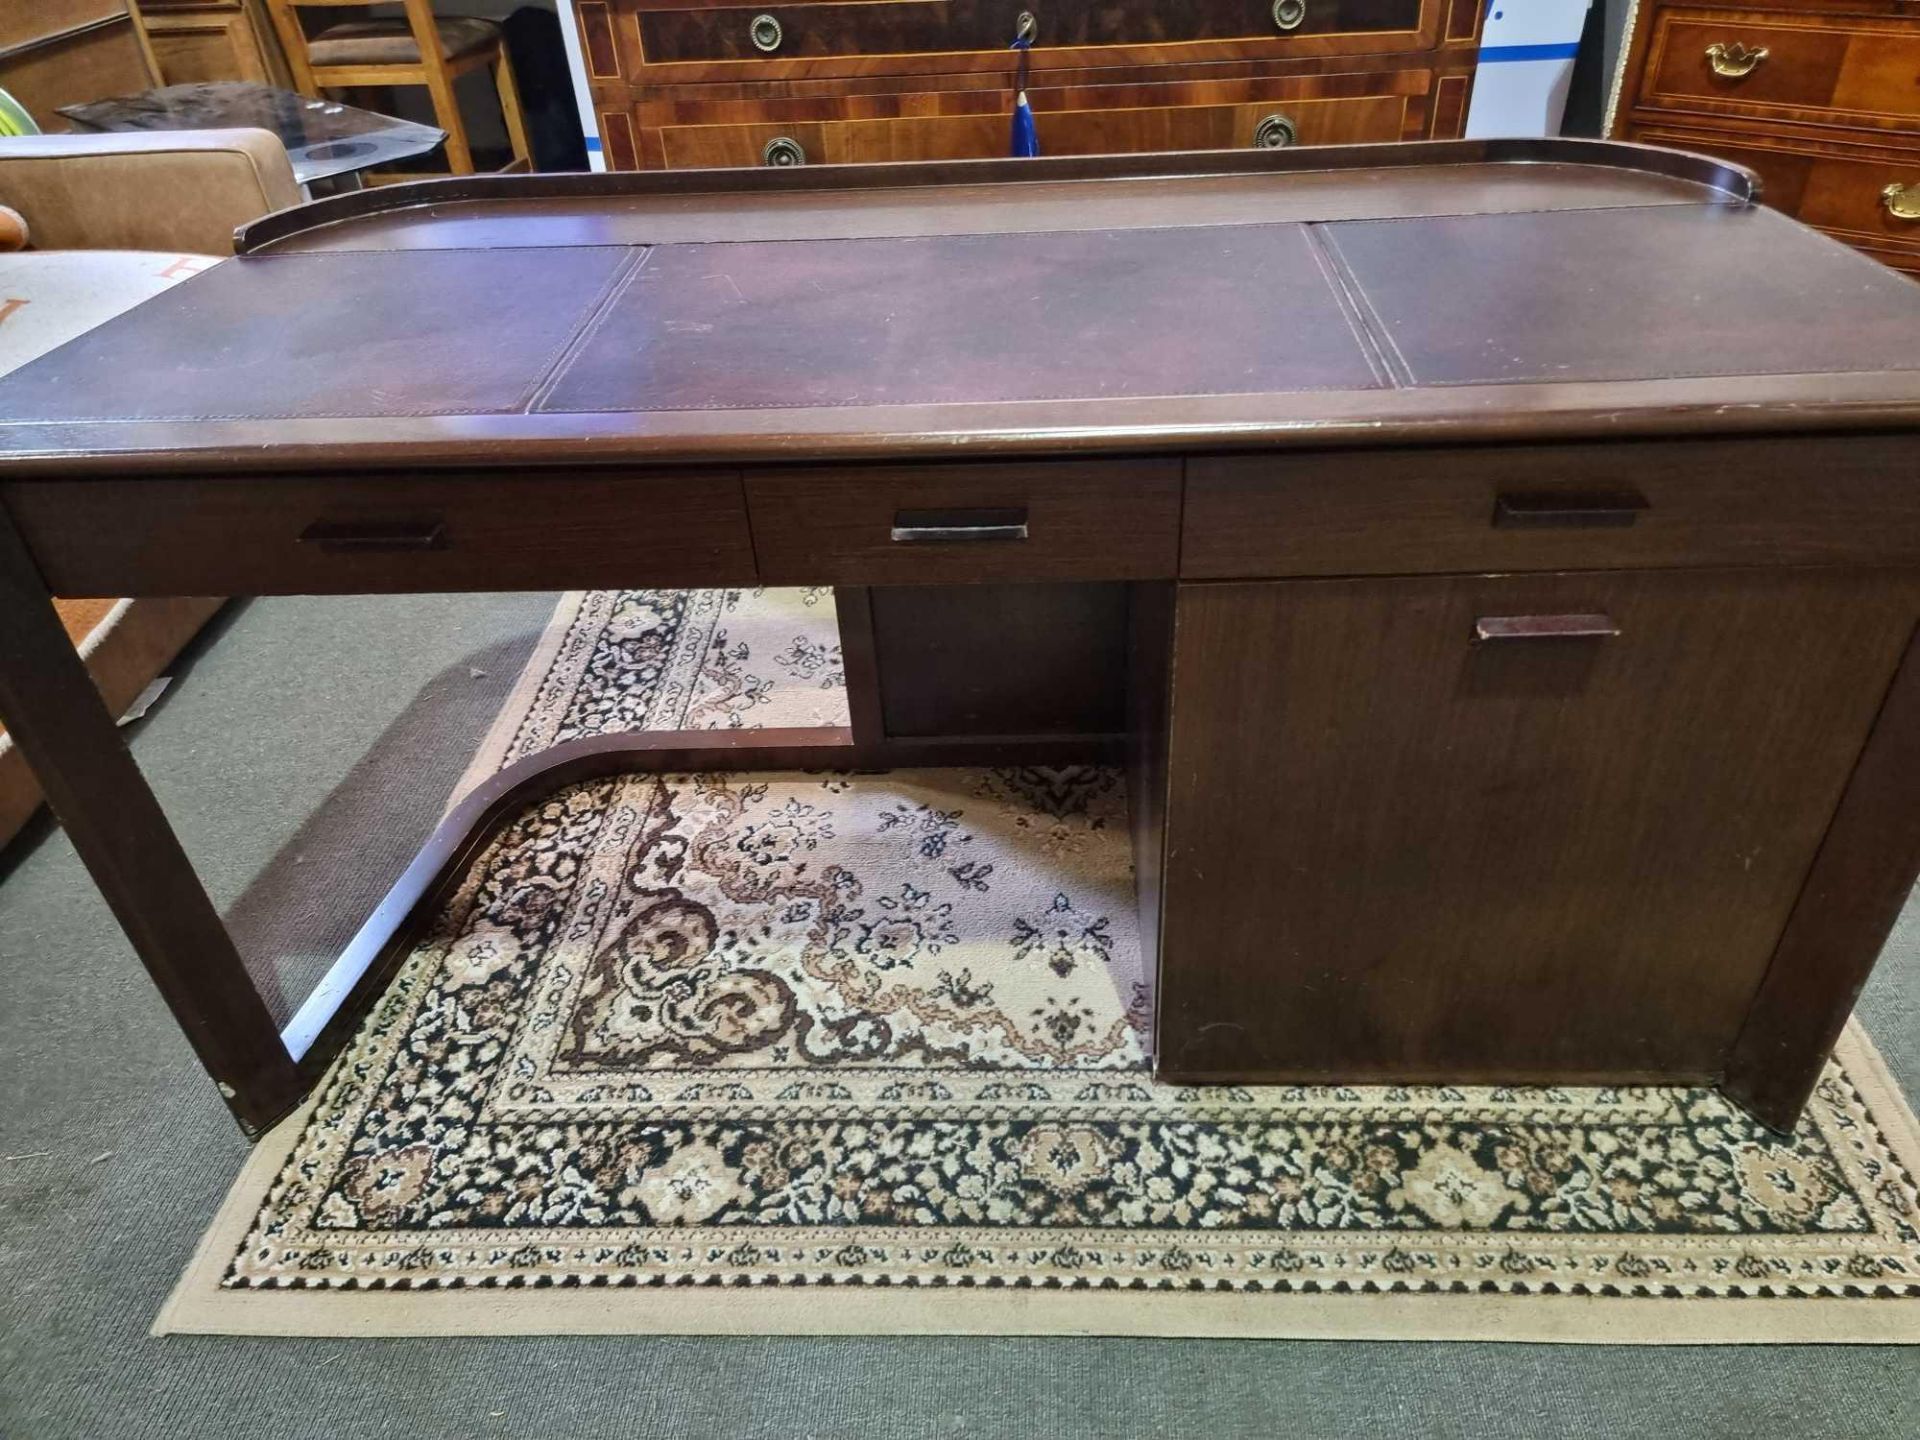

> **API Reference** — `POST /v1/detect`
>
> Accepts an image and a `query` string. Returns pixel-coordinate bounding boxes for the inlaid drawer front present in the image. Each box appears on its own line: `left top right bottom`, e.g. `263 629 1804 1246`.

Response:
656 90 1414 167
746 460 1181 585
1745 147 1920 253
1635 125 1920 265
1183 436 1920 579
1645 12 1920 127
1 471 758 596
637 0 1426 67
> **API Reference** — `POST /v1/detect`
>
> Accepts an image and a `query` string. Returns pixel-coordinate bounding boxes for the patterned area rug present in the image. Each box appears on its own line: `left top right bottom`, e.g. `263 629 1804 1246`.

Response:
163 589 1920 1340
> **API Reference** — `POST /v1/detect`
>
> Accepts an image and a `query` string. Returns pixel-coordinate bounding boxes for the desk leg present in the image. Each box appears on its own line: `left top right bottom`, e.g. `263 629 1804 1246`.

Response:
832 585 891 761
0 505 303 1135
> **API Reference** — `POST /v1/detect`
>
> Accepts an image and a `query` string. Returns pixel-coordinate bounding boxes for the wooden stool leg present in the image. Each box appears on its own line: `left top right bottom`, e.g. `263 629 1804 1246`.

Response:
423 67 474 174
401 0 474 173
0 507 304 1136
493 48 532 171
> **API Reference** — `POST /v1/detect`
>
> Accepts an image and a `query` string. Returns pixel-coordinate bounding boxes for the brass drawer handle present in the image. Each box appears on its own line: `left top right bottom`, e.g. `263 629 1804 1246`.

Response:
890 507 1029 544
1253 113 1298 149
1705 41 1767 78
1474 614 1620 643
298 519 448 552
1883 183 1920 222
750 13 783 53
762 136 806 167
1272 0 1307 32
1492 489 1650 529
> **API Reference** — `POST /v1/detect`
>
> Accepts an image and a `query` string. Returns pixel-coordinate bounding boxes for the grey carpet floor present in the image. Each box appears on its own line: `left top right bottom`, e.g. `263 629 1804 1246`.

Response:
2 593 1917 1440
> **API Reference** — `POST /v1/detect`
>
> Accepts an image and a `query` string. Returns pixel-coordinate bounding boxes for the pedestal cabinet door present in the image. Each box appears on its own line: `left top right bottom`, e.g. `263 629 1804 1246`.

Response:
1154 567 1917 1085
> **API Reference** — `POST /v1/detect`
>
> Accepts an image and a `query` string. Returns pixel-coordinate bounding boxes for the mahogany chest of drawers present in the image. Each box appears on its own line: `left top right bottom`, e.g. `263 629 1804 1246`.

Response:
1610 0 1920 273
570 0 1486 169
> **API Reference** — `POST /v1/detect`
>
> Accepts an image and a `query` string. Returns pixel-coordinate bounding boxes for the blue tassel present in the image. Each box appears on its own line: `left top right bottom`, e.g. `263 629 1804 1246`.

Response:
1010 93 1039 157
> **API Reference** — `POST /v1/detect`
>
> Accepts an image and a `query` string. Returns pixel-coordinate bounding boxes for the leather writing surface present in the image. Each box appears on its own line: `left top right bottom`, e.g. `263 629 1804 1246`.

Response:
1324 204 1920 386
6 197 1920 433
0 247 632 421
538 224 1385 414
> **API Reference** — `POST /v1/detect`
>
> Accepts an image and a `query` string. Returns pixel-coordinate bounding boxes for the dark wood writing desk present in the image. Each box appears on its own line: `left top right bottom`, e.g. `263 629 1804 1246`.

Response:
2 140 1917 1137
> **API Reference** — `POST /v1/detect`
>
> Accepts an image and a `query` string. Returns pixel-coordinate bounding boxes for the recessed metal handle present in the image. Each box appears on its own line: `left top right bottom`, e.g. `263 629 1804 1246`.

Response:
298 519 448 552
890 507 1029 544
1882 182 1920 222
1272 0 1307 32
762 136 806 167
1492 489 1650 529
1705 40 1767 78
750 13 783 52
1252 113 1298 149
1474 613 1620 643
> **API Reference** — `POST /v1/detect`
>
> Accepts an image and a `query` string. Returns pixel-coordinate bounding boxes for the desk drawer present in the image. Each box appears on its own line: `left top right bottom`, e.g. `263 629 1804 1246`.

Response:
1644 12 1920 129
2 470 757 596
1183 436 1920 579
1636 124 1920 267
659 91 1413 166
746 460 1181 585
638 0 1426 67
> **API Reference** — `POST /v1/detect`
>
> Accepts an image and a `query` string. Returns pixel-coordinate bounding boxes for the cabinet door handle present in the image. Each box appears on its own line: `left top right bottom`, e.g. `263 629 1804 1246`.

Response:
1492 490 1649 529
1474 613 1620 643
1272 0 1308 32
1705 40 1768 78
890 507 1029 544
1882 183 1920 222
762 136 806 167
750 13 783 52
298 519 448 552
1252 113 1298 149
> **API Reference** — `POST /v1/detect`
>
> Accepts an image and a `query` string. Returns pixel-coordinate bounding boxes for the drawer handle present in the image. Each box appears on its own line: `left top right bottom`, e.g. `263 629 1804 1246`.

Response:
1882 183 1920 222
1252 113 1298 149
890 507 1029 544
1492 490 1649 529
762 136 806 167
298 519 448 553
1705 41 1767 79
1474 614 1620 643
1272 0 1307 32
750 13 782 53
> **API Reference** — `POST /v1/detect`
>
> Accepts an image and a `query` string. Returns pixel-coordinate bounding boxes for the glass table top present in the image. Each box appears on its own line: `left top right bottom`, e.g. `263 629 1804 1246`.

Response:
58 82 446 185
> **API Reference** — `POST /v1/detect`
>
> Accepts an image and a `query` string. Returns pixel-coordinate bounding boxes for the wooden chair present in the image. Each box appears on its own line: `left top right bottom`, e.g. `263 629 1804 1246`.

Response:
263 0 530 175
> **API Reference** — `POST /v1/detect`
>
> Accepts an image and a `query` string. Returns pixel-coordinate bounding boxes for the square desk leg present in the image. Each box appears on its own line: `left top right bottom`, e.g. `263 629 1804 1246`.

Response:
0 504 305 1135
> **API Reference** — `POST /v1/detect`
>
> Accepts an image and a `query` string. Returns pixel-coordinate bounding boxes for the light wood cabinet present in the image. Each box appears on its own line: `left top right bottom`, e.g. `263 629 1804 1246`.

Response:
1610 0 1920 273
574 0 1485 169
129 0 287 87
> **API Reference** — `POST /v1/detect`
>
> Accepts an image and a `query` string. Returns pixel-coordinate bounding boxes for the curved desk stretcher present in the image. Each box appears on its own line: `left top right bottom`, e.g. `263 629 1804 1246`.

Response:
1 139 1917 1136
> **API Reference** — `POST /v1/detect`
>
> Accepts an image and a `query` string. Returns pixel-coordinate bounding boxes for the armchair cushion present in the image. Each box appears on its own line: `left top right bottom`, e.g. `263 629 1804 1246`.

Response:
0 128 299 256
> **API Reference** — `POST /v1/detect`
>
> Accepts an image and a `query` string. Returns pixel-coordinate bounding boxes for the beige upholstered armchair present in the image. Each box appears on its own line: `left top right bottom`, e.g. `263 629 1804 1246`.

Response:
0 128 299 848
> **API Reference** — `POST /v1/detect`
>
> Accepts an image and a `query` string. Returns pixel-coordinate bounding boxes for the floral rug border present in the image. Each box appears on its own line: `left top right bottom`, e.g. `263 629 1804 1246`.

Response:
158 1017 1920 1341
